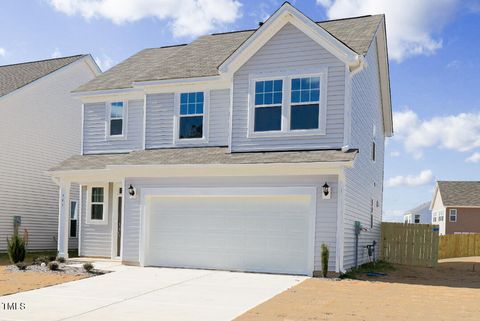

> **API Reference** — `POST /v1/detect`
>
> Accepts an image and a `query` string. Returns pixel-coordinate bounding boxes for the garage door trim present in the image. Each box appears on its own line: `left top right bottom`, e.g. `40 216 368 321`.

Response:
139 187 317 275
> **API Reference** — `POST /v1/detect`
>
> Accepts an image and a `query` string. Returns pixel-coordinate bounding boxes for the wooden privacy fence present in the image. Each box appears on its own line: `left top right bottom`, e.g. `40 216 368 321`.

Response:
381 223 439 267
439 234 480 259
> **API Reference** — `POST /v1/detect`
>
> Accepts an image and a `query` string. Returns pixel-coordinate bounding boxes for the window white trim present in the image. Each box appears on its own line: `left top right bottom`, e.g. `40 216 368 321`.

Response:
247 69 327 138
106 101 128 140
86 184 109 225
449 208 457 222
69 200 78 238
173 91 209 145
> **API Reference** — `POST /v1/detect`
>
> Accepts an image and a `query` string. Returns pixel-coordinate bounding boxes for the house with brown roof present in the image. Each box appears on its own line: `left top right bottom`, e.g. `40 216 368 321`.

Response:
431 181 480 235
0 55 100 251
49 3 392 275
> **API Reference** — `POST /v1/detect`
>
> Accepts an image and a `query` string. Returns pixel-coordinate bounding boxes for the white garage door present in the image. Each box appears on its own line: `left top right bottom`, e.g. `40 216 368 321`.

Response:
144 188 315 275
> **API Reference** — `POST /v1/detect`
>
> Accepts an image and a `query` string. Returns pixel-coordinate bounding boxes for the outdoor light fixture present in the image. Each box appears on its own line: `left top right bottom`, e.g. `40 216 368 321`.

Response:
322 182 331 200
128 184 136 199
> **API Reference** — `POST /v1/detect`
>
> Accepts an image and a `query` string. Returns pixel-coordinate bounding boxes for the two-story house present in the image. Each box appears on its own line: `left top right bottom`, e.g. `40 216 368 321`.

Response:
0 55 100 251
431 181 480 235
49 3 392 275
404 202 431 224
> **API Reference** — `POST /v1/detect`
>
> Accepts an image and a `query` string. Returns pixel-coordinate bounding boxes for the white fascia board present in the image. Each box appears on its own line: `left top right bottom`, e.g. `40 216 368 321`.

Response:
72 88 144 103
430 184 440 210
47 161 353 182
219 3 361 75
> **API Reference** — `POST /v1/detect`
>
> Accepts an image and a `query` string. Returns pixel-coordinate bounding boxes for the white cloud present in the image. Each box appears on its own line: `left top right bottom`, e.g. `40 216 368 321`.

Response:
466 152 480 163
51 47 62 58
0 47 6 57
382 209 405 222
94 54 115 71
386 169 434 188
393 109 480 159
316 0 460 62
48 0 242 38
390 151 400 157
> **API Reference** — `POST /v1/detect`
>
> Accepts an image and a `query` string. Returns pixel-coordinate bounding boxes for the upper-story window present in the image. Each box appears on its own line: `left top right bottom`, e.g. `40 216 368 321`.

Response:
250 71 326 137
108 102 125 137
254 80 283 132
179 92 204 139
290 77 320 130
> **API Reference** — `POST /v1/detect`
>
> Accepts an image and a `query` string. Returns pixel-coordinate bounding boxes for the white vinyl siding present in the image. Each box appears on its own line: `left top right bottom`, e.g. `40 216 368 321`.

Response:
79 184 113 257
231 22 345 152
342 39 384 270
145 89 230 148
0 60 96 251
123 175 339 272
83 99 144 154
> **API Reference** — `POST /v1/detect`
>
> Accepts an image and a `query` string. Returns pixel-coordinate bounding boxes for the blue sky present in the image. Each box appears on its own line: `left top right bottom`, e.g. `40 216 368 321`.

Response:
1 0 479 221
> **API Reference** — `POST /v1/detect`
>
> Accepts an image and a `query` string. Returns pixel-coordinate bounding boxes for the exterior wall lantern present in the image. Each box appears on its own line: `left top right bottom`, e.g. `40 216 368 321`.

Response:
128 184 137 199
322 182 331 200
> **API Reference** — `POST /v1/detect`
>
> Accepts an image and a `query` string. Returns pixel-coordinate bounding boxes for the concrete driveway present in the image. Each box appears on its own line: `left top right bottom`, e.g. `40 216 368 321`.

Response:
0 263 306 321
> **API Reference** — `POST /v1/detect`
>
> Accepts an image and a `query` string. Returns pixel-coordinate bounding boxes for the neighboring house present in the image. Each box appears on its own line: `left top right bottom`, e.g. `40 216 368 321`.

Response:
0 55 100 251
404 202 431 224
49 3 392 275
431 181 480 235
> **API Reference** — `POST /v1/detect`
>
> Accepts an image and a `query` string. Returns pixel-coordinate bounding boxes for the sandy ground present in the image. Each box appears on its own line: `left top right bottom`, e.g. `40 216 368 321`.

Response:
0 266 85 296
236 257 480 321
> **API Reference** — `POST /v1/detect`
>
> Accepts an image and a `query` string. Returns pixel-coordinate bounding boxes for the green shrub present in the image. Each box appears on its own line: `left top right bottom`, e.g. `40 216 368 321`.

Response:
56 256 66 263
321 243 329 277
6 234 26 264
48 261 59 271
15 262 28 270
83 263 94 273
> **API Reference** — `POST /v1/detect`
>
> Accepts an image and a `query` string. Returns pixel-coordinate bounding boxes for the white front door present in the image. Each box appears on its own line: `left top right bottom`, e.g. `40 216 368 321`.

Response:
143 187 316 275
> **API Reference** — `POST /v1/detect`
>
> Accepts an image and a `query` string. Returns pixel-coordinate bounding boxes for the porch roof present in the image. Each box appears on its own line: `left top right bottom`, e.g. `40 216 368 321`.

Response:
49 147 358 172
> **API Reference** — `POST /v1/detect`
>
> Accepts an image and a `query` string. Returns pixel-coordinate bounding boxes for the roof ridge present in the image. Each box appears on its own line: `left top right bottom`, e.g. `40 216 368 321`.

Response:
211 29 257 36
316 14 380 24
0 54 86 69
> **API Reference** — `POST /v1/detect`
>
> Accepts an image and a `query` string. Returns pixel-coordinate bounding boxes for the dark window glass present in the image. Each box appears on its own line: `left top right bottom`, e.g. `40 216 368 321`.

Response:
372 141 376 161
290 104 319 130
91 204 104 220
70 220 77 237
254 107 281 132
92 188 104 203
180 116 203 139
110 119 123 136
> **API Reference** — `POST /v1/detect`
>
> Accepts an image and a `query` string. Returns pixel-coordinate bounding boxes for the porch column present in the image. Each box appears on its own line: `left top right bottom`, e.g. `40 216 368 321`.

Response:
58 181 70 259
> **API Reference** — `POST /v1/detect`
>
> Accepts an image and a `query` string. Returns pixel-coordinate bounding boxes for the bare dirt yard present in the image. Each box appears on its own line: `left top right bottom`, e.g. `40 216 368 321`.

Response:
0 251 87 296
236 257 480 321
0 266 85 296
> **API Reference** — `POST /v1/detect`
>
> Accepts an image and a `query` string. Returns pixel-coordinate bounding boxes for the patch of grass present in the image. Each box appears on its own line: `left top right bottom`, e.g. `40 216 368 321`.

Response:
340 260 395 279
0 250 78 266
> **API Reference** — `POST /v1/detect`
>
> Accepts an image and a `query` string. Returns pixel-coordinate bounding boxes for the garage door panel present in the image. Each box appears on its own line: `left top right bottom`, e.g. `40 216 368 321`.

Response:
146 191 313 275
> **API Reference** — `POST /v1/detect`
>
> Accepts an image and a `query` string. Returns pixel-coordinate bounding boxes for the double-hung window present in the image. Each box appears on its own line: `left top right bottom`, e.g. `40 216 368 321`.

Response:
438 210 444 222
87 185 108 224
179 92 204 139
109 102 125 137
254 80 283 132
290 77 320 130
414 214 420 224
449 209 457 222
70 201 78 238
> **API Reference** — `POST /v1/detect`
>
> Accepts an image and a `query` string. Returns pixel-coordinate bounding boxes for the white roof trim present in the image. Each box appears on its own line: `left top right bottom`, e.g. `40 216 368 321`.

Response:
219 3 361 75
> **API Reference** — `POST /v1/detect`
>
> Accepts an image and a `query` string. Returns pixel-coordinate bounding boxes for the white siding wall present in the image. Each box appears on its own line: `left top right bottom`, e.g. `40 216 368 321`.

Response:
145 89 230 148
0 59 96 250
342 39 385 269
83 99 144 154
231 23 345 152
79 184 113 257
122 175 338 272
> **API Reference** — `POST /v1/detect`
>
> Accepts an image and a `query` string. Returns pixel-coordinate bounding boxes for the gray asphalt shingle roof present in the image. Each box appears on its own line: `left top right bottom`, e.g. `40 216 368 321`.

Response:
74 15 383 93
49 147 358 172
405 202 430 215
0 55 86 97
437 181 480 207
